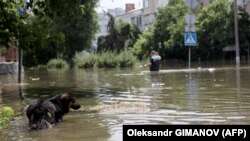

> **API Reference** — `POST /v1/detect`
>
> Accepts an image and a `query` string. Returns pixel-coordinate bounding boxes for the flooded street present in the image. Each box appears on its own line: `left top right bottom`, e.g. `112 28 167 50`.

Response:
1 63 250 141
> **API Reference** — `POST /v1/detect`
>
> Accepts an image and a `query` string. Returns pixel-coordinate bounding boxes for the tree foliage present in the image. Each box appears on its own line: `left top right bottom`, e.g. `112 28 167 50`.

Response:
0 0 99 67
134 0 188 60
29 0 99 62
21 16 58 66
196 0 250 60
133 0 250 61
0 0 27 46
97 14 141 53
196 0 232 60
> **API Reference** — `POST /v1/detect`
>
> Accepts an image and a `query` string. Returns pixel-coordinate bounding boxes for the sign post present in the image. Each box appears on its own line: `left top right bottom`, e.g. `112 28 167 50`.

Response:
184 33 197 68
184 0 198 69
188 47 191 69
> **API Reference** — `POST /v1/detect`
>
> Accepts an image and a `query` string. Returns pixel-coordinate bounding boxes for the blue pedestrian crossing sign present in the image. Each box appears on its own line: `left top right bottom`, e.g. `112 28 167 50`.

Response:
184 33 197 46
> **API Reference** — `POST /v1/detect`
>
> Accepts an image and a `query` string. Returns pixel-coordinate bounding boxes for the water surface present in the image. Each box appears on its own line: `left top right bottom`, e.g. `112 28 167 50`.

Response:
1 63 250 141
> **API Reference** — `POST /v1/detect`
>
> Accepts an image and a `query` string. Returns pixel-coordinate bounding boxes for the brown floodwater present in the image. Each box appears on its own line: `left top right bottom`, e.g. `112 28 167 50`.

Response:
1 62 250 141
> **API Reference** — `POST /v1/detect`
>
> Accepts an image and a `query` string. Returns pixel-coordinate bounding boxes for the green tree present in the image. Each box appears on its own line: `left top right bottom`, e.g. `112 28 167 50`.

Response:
133 0 250 61
133 0 187 60
115 20 141 51
97 13 118 52
32 0 99 62
235 7 250 57
196 0 232 60
0 0 26 46
133 26 155 59
1 0 99 67
21 16 59 66
97 15 141 53
18 0 99 67
196 0 250 60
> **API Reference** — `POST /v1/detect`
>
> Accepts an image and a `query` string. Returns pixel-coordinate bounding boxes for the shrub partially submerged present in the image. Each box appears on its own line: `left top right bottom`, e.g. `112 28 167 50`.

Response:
46 59 69 69
74 52 97 68
74 50 137 68
0 106 14 130
117 50 137 68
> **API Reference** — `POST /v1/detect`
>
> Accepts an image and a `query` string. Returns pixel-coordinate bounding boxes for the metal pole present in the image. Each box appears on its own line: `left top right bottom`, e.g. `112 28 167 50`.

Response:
18 47 22 83
234 0 240 67
189 47 191 69
248 44 249 65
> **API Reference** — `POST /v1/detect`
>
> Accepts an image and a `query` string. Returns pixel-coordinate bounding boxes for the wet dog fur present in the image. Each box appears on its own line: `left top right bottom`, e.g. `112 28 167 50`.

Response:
26 93 81 130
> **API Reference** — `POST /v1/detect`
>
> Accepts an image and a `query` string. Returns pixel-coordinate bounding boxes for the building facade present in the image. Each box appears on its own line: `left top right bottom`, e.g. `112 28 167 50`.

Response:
115 0 169 31
238 0 250 15
94 0 250 49
199 0 250 15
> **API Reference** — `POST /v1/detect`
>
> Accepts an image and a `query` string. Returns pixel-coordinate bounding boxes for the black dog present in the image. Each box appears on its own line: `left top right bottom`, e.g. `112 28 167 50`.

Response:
26 93 81 130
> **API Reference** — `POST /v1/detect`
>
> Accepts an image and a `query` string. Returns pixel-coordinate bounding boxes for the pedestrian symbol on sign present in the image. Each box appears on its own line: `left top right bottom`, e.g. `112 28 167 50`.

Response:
186 34 195 44
184 33 197 46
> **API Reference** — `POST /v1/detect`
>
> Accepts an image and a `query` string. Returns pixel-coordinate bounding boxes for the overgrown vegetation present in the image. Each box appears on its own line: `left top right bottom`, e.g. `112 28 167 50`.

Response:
73 51 97 68
74 50 137 68
0 0 26 46
117 49 137 68
1 0 250 68
1 0 99 67
97 14 141 53
134 0 250 61
46 58 69 69
0 106 14 130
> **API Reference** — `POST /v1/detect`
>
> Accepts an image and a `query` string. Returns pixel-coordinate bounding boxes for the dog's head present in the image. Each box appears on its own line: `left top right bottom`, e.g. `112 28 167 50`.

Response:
60 93 81 113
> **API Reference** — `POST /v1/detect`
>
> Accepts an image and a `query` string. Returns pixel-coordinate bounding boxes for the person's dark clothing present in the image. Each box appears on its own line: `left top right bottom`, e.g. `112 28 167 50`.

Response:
150 55 161 71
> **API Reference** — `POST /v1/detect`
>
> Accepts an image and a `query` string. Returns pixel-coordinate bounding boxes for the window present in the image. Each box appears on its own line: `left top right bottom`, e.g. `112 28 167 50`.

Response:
137 16 142 26
131 17 136 25
143 0 149 8
157 0 166 7
144 14 150 25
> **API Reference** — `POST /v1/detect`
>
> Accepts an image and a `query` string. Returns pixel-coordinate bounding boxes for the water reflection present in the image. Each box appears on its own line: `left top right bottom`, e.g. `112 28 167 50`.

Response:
236 66 241 96
18 85 24 101
186 73 199 111
1 66 250 141
150 71 164 87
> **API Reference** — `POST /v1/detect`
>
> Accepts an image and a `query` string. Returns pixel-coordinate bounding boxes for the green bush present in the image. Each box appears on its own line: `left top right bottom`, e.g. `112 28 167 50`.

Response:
73 52 97 68
96 52 118 68
117 50 136 68
74 50 138 69
0 106 14 130
47 58 69 69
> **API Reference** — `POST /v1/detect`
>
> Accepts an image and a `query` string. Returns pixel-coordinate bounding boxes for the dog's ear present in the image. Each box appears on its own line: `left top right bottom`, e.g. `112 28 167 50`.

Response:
60 93 71 101
60 93 80 111
59 93 80 113
60 92 77 102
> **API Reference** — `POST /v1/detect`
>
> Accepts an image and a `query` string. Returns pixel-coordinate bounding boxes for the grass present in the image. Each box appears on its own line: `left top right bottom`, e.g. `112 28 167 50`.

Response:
0 106 14 130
